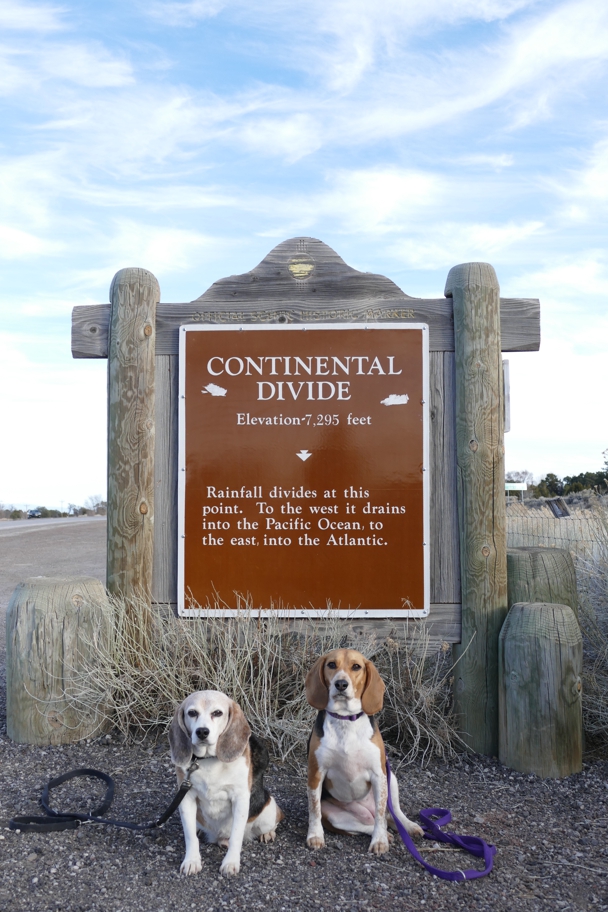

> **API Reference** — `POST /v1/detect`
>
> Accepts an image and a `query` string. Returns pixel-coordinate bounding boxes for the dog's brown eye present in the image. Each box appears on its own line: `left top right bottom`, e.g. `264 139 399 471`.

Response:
352 664 361 670
211 710 223 717
187 709 199 718
327 661 337 669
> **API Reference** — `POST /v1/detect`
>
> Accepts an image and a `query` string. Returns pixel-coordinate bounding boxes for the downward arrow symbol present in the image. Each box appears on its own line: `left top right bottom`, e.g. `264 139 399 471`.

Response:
296 450 312 461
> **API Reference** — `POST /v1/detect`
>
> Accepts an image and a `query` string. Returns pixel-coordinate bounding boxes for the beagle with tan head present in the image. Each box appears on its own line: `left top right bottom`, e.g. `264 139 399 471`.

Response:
169 690 283 876
305 649 423 854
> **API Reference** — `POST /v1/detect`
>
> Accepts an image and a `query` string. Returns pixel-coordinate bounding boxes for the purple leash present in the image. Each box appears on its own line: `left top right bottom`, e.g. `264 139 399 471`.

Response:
386 761 496 881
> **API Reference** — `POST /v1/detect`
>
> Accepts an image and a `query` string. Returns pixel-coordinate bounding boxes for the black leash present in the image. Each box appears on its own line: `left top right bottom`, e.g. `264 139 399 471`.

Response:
9 760 199 834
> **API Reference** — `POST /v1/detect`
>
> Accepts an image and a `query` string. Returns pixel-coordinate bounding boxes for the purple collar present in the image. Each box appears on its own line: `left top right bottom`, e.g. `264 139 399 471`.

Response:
327 710 365 722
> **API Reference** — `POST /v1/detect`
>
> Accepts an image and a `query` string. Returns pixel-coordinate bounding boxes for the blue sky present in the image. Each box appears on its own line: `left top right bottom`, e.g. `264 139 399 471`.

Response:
1 0 607 508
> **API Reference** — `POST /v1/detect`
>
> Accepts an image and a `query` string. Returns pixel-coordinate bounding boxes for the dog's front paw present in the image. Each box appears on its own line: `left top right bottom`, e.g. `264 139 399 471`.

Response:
180 855 202 876
306 834 325 850
259 829 276 844
220 858 240 876
369 838 390 855
408 823 424 839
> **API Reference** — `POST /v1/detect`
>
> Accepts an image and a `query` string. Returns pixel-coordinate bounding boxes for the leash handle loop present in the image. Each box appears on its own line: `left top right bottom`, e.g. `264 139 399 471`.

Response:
386 761 496 881
9 766 192 834
42 768 115 819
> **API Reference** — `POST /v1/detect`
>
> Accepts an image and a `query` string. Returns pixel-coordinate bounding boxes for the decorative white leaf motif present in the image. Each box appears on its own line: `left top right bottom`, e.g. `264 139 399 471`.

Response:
202 383 227 397
381 393 409 406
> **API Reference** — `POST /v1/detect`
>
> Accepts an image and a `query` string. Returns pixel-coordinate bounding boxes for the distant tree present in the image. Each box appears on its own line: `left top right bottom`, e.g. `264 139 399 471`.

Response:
531 473 564 498
10 509 23 520
85 495 107 515
531 464 608 498
563 470 608 494
506 469 534 485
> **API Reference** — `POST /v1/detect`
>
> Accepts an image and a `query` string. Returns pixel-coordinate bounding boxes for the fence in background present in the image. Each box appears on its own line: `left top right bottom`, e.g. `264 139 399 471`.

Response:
507 500 608 563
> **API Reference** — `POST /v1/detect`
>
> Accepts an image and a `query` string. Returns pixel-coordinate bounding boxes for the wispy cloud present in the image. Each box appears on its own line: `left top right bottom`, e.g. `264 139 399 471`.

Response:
37 44 135 87
145 0 226 26
0 223 63 259
0 42 135 94
0 1 66 32
1 0 606 184
1 0 608 501
552 135 608 217
103 220 224 276
513 258 608 299
320 167 443 233
388 221 545 270
458 154 515 170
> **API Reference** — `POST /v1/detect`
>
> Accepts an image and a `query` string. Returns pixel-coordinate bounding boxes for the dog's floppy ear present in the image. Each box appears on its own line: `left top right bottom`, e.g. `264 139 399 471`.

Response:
305 654 329 710
169 701 192 767
216 700 251 762
361 659 385 715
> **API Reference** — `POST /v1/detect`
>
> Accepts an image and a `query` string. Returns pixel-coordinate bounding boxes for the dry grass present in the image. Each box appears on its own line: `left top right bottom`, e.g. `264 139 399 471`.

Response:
576 504 608 752
64 594 460 766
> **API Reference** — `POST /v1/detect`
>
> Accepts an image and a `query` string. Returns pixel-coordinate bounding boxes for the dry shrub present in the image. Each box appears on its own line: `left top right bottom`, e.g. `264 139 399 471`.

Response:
577 502 608 752
67 594 459 766
373 635 459 767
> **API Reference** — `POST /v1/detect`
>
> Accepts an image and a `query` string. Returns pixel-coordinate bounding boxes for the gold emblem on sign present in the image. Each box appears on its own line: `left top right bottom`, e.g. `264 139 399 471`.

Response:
288 254 315 280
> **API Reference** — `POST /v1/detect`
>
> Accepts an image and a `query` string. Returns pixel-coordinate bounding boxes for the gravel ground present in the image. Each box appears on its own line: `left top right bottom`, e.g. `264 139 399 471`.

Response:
1 519 608 912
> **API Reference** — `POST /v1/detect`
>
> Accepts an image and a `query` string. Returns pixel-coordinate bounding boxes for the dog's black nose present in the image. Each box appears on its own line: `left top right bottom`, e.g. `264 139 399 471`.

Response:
334 679 349 692
196 727 210 740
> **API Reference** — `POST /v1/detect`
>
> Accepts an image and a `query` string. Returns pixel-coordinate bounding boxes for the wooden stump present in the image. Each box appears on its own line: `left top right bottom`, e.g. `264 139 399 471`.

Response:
498 601 582 778
507 547 578 617
6 577 111 745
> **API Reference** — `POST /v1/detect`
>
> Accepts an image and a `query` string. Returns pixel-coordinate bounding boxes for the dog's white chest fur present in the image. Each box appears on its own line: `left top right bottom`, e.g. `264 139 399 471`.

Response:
190 756 250 842
315 716 381 802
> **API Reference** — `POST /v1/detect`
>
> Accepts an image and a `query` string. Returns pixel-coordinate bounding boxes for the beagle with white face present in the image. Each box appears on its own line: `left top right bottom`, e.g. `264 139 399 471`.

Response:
169 690 283 876
305 649 423 854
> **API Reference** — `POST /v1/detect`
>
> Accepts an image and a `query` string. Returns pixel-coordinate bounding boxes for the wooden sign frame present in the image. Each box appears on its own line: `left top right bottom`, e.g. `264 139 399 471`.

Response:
177 323 429 617
71 235 542 755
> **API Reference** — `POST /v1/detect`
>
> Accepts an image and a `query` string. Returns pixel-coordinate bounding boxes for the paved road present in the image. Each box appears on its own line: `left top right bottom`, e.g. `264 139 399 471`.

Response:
0 516 106 656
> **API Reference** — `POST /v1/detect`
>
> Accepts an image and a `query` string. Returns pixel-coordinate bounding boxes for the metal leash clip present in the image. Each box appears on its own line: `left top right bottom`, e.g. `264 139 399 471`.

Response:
183 758 200 788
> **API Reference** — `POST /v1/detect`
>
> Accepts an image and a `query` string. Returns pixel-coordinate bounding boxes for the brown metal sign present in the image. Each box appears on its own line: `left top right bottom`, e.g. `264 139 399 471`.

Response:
178 324 429 616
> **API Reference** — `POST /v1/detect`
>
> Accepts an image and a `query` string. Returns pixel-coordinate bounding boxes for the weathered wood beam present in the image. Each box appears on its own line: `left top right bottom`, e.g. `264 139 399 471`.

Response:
107 267 159 600
72 296 540 359
448 262 508 757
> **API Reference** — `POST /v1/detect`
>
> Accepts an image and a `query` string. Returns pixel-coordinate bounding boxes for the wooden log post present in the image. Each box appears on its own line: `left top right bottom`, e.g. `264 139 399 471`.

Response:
446 262 508 756
6 577 111 744
107 268 159 601
499 602 582 777
507 547 578 617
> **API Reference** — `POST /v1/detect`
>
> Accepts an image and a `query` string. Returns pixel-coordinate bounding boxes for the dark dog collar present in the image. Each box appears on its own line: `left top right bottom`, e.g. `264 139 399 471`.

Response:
327 710 365 722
